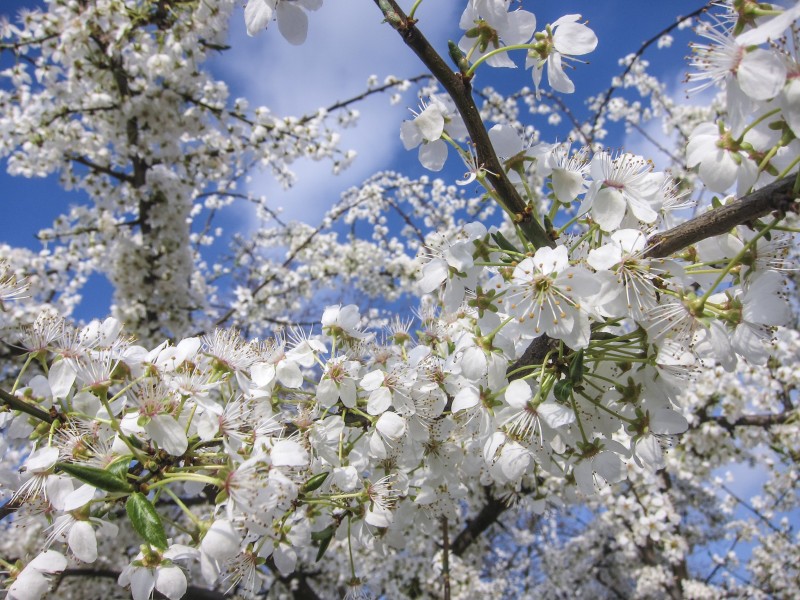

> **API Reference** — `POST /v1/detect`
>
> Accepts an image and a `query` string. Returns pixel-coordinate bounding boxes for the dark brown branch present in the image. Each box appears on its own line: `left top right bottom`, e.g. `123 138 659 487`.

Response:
507 334 556 382
451 487 509 557
0 388 54 423
703 411 794 434
0 496 23 522
644 175 799 258
265 557 322 600
67 154 134 184
372 0 552 249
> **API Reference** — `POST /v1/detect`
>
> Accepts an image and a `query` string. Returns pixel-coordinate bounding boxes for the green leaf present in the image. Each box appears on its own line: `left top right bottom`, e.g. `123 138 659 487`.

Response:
126 492 169 550
491 231 520 254
313 525 335 562
301 472 329 493
553 379 573 404
108 455 134 481
57 461 133 494
568 350 585 385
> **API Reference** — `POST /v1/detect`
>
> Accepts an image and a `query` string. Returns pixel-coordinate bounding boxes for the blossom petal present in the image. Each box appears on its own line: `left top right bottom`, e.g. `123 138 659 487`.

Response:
452 387 480 412
504 379 532 409
553 21 598 55
8 566 50 600
376 411 406 440
547 52 574 93
29 550 67 573
155 566 187 600
591 187 626 232
276 1 309 45
650 409 688 435
202 519 241 562
415 104 445 141
244 0 274 37
738 49 786 100
68 521 97 563
271 439 309 467
146 415 188 456
538 401 575 429
130 568 156 600
418 139 448 171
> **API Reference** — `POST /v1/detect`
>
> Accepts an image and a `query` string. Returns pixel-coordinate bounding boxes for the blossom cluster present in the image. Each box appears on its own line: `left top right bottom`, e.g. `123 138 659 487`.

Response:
0 0 358 343
0 0 798 599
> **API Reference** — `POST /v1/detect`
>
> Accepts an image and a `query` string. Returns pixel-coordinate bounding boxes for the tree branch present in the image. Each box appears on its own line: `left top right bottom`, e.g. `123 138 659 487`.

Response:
702 411 794 433
372 0 552 249
473 176 798 557
0 496 23 522
265 557 322 600
0 388 54 424
644 175 798 258
451 487 509 557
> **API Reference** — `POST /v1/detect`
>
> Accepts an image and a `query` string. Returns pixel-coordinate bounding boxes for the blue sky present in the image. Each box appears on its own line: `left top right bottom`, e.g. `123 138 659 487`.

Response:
0 0 706 321
1 0 796 584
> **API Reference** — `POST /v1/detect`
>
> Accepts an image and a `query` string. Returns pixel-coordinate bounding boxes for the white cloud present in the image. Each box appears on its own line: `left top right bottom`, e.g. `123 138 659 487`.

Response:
211 3 460 225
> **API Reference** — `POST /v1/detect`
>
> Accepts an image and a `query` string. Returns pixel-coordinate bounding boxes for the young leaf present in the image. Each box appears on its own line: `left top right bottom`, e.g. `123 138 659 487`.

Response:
491 231 520 254
313 525 336 562
57 462 133 494
554 379 573 404
126 492 169 550
569 349 585 385
301 471 329 493
107 455 134 481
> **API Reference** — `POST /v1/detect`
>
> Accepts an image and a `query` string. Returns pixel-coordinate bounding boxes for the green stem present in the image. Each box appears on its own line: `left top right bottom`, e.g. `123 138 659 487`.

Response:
738 107 780 140
147 473 222 489
407 0 424 20
465 43 533 77
776 156 800 182
557 212 583 235
347 516 357 579
570 394 589 444
11 353 35 394
757 145 779 173
697 216 780 308
97 392 146 462
161 486 203 527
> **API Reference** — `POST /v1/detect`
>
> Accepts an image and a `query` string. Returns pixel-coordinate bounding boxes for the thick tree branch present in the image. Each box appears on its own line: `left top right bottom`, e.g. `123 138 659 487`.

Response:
451 487 509 557
645 175 798 258
372 0 552 249
507 333 556 382
0 496 23 522
0 388 54 423
507 176 799 382
265 557 322 600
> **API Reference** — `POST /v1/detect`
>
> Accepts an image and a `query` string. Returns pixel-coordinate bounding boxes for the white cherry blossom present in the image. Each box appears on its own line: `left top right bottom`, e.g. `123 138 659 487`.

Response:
526 14 598 94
